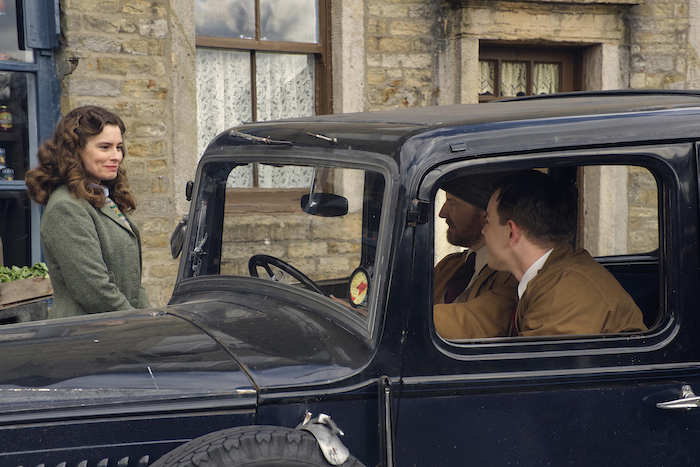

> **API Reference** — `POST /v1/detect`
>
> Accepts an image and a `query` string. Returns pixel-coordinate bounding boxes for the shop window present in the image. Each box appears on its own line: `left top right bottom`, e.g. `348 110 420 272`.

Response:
0 0 60 268
479 45 582 102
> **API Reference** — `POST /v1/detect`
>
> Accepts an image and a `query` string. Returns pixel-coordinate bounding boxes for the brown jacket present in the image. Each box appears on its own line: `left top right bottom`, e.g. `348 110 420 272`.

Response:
514 244 646 336
433 252 518 339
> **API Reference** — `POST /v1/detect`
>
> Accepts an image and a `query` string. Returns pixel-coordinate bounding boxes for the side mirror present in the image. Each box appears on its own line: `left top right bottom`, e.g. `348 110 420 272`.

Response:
170 214 189 259
301 193 349 217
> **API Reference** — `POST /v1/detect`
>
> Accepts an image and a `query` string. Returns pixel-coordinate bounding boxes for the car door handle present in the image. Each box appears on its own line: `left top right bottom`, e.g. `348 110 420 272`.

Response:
656 385 700 410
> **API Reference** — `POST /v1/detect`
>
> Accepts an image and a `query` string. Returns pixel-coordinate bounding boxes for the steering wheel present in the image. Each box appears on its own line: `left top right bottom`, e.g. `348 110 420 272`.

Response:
249 254 325 295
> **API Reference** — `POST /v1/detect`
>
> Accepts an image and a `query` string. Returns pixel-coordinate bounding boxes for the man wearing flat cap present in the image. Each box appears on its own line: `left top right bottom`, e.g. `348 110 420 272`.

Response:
433 174 518 339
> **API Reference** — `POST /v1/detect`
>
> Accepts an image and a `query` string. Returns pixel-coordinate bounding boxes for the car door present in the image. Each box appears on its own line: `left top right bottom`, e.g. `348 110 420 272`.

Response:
394 144 700 466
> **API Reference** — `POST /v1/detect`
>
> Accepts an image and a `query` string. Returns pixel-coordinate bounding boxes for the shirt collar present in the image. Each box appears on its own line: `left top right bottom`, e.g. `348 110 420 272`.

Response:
90 183 109 198
518 248 554 299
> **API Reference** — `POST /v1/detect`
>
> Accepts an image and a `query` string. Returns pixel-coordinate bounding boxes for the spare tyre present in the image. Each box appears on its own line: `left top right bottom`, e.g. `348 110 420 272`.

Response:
150 425 367 467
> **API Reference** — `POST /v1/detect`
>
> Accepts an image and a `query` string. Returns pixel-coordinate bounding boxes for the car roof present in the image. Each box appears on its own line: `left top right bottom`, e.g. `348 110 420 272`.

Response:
210 91 700 167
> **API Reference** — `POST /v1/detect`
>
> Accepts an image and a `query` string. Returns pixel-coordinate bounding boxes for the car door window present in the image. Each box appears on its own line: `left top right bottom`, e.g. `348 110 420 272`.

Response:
432 163 660 341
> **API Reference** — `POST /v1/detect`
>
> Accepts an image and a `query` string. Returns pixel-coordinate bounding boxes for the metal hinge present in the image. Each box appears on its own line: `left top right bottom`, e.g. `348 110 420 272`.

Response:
407 199 430 225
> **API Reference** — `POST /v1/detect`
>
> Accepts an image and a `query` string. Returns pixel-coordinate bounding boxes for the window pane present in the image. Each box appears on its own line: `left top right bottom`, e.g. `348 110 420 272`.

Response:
196 48 252 158
195 0 255 39
479 61 495 96
533 63 560 95
260 0 318 43
500 62 527 97
256 52 315 121
0 0 32 63
220 164 380 293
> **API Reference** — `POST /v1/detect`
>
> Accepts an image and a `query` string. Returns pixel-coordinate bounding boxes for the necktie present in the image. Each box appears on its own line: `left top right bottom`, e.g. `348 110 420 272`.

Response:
509 301 520 336
106 197 132 230
443 252 476 304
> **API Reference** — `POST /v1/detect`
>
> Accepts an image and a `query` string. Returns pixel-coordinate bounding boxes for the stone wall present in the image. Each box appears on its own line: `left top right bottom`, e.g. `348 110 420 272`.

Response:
221 213 362 281
365 0 441 111
628 0 692 89
56 0 196 306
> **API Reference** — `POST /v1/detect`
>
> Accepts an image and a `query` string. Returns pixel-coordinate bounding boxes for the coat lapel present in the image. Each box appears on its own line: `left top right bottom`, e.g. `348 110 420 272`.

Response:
100 202 134 235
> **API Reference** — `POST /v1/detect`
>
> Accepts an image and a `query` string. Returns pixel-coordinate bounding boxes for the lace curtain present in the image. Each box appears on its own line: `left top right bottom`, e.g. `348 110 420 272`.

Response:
533 63 560 95
500 62 527 97
196 48 252 160
256 52 315 122
479 61 495 96
197 50 315 188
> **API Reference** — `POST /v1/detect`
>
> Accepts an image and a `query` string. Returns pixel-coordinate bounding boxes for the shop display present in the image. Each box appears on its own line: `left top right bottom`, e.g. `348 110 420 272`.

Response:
0 106 12 131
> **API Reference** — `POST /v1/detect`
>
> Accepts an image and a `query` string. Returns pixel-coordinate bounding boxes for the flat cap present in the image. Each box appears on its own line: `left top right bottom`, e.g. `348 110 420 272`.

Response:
441 173 507 211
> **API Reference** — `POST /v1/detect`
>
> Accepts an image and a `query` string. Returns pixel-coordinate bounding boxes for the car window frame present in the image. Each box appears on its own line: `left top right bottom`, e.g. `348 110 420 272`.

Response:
176 146 400 342
411 143 695 372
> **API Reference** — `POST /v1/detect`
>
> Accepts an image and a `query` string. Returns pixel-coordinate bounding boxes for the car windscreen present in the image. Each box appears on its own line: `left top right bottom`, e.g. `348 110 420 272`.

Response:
183 160 387 322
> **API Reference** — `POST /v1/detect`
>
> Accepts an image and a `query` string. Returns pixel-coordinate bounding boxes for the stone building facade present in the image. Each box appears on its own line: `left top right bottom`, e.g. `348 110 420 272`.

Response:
53 0 698 304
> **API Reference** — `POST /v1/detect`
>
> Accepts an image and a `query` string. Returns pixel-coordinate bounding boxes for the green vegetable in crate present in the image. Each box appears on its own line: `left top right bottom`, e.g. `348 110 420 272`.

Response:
0 263 49 283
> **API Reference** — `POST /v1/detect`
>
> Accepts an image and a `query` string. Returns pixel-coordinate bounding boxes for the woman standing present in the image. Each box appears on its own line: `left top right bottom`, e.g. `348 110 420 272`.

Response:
25 106 150 318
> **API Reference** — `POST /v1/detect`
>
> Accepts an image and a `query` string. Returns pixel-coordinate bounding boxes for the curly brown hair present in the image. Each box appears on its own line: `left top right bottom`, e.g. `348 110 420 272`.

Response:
25 106 136 212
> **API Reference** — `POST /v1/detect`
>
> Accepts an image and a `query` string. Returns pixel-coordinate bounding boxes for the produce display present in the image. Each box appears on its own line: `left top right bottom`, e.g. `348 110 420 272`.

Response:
0 263 49 283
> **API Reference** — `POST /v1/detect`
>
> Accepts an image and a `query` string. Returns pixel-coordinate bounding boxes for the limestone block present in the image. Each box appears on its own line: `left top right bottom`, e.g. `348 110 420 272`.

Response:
379 37 411 53
84 16 138 34
123 0 168 16
67 77 121 97
381 53 432 69
66 0 120 13
141 232 170 248
367 68 387 85
97 57 153 76
147 263 179 280
287 241 329 258
329 241 361 255
147 160 168 174
128 140 167 158
65 34 123 53
139 19 169 38
368 18 388 35
388 20 432 36
129 121 168 137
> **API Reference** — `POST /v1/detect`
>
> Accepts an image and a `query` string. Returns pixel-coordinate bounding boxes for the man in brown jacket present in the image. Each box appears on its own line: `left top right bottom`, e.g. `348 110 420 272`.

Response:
482 170 646 336
433 176 518 339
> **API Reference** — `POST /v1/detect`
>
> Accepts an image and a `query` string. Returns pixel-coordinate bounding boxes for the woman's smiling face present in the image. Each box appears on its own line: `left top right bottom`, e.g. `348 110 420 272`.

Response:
80 124 123 184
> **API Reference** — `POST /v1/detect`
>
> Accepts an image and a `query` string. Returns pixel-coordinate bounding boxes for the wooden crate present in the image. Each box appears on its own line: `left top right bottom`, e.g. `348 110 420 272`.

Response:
0 277 53 323
0 276 53 308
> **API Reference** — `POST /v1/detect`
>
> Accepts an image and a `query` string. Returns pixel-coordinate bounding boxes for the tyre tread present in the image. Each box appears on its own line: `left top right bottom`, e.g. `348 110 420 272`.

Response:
150 426 364 467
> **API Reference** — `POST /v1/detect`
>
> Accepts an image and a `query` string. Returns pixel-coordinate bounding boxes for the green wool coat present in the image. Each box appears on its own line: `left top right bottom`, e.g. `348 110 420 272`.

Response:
41 185 150 318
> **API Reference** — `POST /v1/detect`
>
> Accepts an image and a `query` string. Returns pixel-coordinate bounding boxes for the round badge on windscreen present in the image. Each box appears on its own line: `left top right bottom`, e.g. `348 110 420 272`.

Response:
348 267 370 308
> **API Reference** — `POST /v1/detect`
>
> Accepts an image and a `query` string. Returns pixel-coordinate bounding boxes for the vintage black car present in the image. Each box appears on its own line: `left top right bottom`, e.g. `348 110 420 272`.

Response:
2 91 700 466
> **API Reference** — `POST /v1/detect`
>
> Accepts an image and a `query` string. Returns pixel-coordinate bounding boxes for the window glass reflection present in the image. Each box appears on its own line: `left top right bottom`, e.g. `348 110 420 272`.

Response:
195 0 255 40
0 0 33 63
260 0 318 43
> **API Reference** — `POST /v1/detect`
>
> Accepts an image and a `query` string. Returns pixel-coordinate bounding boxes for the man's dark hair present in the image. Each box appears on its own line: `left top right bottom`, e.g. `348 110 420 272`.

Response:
493 170 578 248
